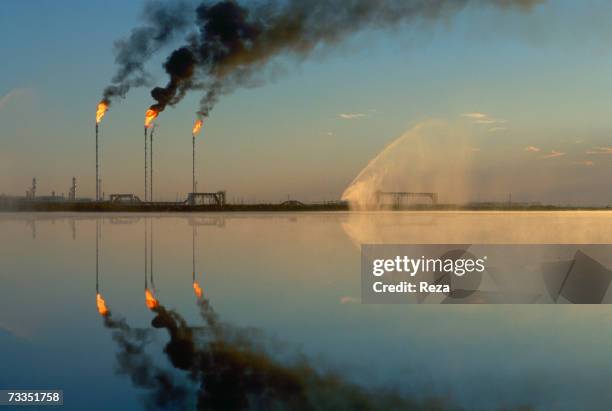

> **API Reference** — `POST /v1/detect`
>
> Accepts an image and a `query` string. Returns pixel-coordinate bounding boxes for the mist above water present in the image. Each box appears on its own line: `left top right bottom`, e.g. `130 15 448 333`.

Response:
342 120 474 210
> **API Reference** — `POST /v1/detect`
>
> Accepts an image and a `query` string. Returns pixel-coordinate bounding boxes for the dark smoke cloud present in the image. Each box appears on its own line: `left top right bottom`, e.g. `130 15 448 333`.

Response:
141 0 542 119
103 314 192 410
101 1 193 106
102 298 534 411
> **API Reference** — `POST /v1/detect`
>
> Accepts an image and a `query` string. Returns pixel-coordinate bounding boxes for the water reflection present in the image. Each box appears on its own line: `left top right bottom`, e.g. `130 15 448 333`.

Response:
95 219 109 316
192 225 203 299
341 211 612 245
2 212 612 410
90 216 534 410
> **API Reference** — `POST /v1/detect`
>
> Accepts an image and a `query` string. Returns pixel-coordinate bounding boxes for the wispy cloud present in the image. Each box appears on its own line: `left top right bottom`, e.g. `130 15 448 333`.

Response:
462 112 488 120
0 88 29 112
524 146 541 152
462 112 507 131
586 146 612 155
572 160 594 166
338 113 366 120
542 150 566 159
340 296 359 304
470 147 481 152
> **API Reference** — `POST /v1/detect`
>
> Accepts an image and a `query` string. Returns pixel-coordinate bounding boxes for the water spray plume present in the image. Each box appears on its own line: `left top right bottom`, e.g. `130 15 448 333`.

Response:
96 293 109 316
96 101 109 124
144 108 159 128
145 288 159 310
342 120 473 210
192 119 203 136
192 281 203 299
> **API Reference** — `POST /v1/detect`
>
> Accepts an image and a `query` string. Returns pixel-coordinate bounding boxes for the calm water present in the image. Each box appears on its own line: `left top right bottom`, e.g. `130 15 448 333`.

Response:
1 211 612 410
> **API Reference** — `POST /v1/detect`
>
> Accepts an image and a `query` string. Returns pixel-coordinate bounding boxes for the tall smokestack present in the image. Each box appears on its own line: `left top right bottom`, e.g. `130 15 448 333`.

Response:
192 133 195 194
95 124 99 201
150 125 155 202
95 101 107 202
191 119 203 195
144 127 148 202
144 109 159 202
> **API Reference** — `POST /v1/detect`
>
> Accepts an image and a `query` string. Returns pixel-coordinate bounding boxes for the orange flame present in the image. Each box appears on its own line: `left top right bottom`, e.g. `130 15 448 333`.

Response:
192 119 203 135
193 281 203 298
96 293 109 316
145 109 159 128
96 101 108 124
145 288 159 310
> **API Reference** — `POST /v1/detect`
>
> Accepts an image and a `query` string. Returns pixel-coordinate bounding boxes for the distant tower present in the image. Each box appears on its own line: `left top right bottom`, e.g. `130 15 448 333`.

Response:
26 178 37 200
69 177 77 201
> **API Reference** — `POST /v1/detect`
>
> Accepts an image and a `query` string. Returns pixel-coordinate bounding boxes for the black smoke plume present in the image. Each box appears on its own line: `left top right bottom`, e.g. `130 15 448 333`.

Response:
101 0 192 107
102 298 534 411
102 0 542 117
144 0 542 119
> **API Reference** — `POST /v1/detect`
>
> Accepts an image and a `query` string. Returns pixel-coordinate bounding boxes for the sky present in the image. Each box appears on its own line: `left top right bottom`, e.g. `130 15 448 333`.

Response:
0 0 611 205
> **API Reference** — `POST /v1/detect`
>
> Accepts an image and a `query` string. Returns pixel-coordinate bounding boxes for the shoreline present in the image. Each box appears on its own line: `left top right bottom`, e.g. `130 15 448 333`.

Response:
1 201 610 213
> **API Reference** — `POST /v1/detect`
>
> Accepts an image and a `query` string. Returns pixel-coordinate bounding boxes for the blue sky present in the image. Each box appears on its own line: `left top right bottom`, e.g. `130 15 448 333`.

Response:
1 0 611 204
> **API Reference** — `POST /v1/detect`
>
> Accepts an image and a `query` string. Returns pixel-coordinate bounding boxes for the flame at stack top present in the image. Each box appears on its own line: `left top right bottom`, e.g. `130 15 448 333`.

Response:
144 108 159 128
192 281 203 299
96 101 109 124
192 119 203 136
145 288 159 310
96 293 109 316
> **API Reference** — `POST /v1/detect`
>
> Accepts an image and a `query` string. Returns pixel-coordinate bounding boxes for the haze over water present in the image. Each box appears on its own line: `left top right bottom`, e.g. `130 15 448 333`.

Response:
1 211 612 410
